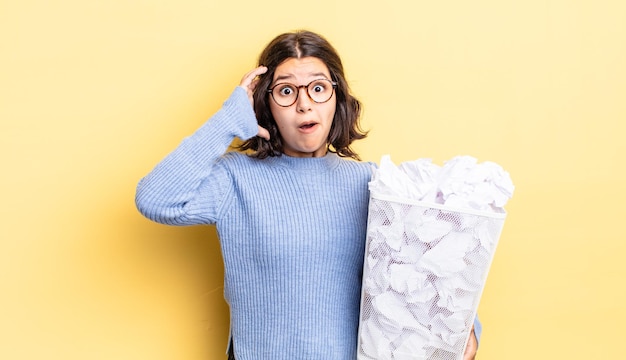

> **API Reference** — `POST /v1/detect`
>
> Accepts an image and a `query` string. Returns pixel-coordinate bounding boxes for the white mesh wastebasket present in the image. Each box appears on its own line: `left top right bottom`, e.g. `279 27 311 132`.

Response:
357 193 506 360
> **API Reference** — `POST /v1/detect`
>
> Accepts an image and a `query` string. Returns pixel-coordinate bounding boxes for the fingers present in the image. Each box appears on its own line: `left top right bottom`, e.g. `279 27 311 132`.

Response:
238 66 271 141
238 66 268 107
463 329 478 360
257 125 270 140
239 66 268 88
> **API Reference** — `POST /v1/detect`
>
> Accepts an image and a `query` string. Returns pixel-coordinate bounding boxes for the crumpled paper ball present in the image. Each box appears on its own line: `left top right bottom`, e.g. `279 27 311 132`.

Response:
369 155 515 212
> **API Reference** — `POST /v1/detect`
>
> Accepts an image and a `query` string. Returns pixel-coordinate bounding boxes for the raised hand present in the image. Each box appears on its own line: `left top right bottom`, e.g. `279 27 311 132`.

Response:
239 66 270 140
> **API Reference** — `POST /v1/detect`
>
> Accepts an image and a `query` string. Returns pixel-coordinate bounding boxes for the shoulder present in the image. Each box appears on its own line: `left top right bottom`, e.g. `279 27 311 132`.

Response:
334 157 375 183
218 151 255 165
336 157 375 172
211 151 248 173
220 151 247 161
216 151 273 174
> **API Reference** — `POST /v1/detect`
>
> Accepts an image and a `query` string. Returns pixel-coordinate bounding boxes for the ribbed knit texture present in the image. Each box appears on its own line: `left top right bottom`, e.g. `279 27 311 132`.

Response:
136 87 373 359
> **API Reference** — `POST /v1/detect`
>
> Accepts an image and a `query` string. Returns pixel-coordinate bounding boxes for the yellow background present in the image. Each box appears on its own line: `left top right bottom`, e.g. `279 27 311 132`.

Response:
2 0 625 359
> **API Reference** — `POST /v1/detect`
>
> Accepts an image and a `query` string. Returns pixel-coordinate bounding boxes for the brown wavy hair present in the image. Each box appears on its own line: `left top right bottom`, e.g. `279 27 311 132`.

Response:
237 30 368 160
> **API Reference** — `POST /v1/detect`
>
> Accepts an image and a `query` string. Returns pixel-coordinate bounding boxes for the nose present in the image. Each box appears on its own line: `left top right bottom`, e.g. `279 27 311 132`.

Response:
296 86 312 113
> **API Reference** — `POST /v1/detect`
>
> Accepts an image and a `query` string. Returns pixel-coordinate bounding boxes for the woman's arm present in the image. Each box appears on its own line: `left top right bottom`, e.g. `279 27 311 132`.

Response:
135 86 259 225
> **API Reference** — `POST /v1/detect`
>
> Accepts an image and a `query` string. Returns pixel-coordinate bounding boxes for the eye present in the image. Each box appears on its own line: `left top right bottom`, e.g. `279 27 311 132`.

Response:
277 85 295 96
310 81 328 93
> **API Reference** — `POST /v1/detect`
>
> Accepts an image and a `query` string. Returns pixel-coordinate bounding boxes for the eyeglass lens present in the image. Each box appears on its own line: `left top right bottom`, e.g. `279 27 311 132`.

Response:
270 79 335 107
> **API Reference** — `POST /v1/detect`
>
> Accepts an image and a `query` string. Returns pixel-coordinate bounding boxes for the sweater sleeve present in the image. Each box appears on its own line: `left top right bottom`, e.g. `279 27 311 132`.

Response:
135 87 258 225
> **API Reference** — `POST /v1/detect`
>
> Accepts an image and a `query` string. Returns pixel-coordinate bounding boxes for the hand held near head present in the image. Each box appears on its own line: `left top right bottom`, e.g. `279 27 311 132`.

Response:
239 66 270 140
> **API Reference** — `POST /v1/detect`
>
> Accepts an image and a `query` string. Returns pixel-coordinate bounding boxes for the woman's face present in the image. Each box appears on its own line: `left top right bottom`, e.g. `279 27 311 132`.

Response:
269 56 336 158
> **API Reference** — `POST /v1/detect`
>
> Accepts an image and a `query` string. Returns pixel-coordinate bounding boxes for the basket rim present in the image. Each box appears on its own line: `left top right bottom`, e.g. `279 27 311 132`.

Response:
370 192 508 219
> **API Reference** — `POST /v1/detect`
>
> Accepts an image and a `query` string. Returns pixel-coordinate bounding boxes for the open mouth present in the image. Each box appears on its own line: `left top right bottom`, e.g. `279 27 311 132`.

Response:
299 122 318 130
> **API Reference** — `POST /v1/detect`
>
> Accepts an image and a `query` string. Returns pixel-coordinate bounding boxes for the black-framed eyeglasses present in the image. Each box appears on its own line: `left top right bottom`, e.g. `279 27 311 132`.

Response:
267 79 337 107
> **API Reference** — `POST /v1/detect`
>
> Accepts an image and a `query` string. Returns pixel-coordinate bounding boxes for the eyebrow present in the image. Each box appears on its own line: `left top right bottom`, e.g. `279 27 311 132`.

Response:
273 72 330 84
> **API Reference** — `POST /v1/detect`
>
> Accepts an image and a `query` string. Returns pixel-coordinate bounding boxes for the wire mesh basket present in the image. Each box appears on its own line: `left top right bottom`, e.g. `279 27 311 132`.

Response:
357 193 506 360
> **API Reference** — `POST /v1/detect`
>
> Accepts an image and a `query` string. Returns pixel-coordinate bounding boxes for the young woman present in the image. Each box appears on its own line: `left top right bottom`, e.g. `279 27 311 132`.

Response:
135 30 479 360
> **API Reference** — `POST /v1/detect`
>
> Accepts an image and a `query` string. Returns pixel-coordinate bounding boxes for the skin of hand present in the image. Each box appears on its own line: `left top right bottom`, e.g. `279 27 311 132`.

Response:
239 66 271 140
464 327 478 360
